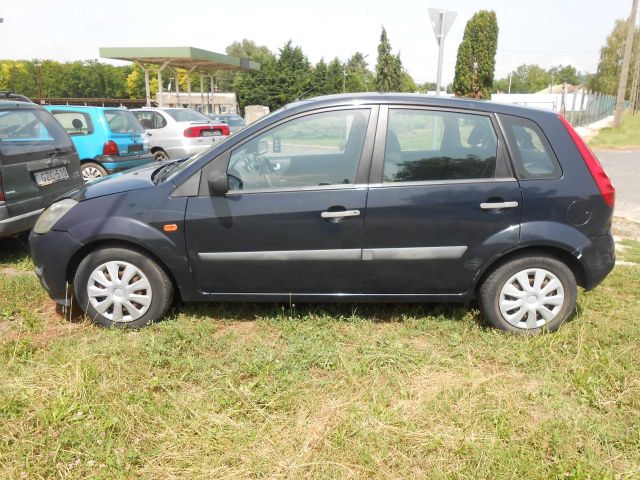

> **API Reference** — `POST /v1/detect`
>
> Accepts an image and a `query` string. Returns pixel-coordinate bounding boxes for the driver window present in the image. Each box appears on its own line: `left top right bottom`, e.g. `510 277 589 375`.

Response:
227 109 370 191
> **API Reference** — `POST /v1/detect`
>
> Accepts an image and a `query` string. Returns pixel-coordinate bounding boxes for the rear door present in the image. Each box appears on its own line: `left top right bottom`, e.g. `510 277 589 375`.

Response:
0 105 82 216
185 106 376 294
361 106 522 295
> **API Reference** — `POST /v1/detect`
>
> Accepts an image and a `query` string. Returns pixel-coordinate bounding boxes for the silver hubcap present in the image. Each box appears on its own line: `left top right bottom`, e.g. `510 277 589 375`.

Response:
86 261 152 323
82 166 103 182
499 268 565 330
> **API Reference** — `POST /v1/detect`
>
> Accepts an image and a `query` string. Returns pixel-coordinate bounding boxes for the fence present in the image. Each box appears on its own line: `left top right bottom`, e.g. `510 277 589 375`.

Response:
491 90 618 127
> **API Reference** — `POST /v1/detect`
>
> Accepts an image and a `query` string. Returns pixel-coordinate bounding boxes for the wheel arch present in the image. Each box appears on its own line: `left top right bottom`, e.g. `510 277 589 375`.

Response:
66 239 182 302
473 245 587 294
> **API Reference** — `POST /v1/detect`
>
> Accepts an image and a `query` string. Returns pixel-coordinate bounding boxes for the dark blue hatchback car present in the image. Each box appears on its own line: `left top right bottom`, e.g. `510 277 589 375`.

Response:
29 94 615 333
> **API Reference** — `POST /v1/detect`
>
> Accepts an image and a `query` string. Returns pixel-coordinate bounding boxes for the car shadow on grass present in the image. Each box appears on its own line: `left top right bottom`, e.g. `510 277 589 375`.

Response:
0 235 32 270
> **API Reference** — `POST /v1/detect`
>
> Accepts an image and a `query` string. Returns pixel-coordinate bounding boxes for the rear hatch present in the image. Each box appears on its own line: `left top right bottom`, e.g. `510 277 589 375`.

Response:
0 104 83 217
103 109 149 156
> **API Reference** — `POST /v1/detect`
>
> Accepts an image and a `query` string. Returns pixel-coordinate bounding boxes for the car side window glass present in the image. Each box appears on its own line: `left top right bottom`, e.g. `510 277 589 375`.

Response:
51 111 93 136
153 112 167 129
501 115 561 180
383 109 499 182
227 109 370 191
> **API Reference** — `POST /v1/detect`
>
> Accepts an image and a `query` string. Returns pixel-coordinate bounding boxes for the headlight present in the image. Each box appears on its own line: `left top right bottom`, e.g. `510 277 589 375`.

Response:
33 198 78 234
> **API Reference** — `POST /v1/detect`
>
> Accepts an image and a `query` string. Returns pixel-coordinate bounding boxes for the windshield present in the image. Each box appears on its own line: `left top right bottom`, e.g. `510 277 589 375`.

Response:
165 109 211 123
105 110 144 134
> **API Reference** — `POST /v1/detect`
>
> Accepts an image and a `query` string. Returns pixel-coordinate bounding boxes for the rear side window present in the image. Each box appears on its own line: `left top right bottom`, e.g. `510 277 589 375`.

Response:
51 111 94 136
134 111 166 129
105 110 144 134
0 108 72 158
383 109 500 182
500 115 561 180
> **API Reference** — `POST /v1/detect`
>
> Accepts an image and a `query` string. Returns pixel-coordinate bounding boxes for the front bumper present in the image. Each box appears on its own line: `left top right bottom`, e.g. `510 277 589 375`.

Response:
579 233 616 290
96 153 155 173
0 205 44 237
29 229 84 305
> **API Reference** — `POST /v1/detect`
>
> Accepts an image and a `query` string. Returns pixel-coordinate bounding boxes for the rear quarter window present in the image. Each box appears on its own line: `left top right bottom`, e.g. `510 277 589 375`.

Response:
500 115 562 180
0 108 72 158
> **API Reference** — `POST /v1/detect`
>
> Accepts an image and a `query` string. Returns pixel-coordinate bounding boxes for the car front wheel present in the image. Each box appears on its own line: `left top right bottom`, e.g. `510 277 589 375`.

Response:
74 247 173 328
479 254 577 334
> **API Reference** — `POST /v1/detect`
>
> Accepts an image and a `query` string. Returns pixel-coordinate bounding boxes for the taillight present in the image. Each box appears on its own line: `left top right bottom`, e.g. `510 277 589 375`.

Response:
103 140 119 156
558 114 615 207
0 174 4 203
184 125 230 137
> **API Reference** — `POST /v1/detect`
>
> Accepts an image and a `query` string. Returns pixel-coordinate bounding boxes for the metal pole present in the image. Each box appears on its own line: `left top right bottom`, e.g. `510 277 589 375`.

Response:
210 76 215 113
157 61 170 107
578 88 587 126
436 10 446 95
175 69 180 107
570 87 578 124
186 66 196 108
613 0 639 127
200 74 204 112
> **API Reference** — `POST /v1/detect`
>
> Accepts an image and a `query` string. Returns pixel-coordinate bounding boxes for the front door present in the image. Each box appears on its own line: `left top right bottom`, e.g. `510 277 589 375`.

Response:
362 106 522 295
185 106 377 295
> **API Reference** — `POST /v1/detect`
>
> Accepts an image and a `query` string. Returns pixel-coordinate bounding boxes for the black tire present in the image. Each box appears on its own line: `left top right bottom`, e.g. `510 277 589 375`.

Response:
81 162 108 183
74 247 173 328
478 254 577 334
153 150 169 162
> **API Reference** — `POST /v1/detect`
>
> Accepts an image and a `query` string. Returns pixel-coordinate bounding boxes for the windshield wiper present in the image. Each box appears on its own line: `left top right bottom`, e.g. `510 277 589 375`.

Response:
152 159 185 184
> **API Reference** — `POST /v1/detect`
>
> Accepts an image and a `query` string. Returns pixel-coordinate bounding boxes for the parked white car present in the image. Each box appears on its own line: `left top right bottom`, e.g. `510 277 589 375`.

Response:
131 107 230 161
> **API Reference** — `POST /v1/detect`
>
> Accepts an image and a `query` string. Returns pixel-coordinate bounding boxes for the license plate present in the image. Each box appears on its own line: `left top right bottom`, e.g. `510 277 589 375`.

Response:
34 167 69 186
201 130 221 137
128 144 143 153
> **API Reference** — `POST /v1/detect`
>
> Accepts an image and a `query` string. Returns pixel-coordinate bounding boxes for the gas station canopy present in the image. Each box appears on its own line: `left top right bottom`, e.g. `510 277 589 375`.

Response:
99 46 260 109
99 46 261 72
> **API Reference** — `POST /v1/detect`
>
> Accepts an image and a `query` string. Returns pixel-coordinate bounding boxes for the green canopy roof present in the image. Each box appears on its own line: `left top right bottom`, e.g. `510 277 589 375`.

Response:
99 46 260 72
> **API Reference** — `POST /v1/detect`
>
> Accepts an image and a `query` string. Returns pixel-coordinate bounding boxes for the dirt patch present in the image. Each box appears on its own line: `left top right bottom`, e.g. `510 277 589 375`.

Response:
213 320 260 341
613 217 640 240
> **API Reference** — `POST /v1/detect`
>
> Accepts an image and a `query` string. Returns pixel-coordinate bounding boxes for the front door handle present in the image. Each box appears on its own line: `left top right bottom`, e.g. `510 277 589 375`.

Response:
321 209 361 219
480 201 519 210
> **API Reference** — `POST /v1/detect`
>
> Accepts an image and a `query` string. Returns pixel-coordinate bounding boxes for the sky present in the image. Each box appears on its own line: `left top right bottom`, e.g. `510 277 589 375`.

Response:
0 0 635 85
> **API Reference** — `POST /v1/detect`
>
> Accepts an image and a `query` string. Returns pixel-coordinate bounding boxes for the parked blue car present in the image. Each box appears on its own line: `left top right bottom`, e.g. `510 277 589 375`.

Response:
45 106 154 182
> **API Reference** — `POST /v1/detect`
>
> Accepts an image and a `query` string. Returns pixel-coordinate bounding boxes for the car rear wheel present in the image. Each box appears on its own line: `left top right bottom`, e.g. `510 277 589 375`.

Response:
479 254 577 334
74 247 173 328
81 162 107 183
153 150 169 162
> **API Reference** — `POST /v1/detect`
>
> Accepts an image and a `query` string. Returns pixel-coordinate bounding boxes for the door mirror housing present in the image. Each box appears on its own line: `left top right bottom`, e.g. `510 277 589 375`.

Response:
207 169 229 196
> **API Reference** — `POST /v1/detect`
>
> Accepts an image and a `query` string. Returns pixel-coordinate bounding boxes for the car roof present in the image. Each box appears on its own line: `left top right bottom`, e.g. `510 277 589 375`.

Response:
0 99 45 110
280 93 558 120
45 105 125 111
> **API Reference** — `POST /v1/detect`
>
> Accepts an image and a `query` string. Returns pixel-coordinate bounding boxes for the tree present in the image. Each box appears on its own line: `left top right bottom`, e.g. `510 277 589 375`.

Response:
548 64 579 86
453 10 499 99
375 27 404 92
345 52 374 92
590 19 640 95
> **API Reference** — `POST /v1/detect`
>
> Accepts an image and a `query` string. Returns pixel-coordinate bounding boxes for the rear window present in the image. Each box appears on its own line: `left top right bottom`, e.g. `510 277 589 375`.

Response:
105 110 144 134
166 109 211 123
51 111 94 136
500 115 562 180
0 108 72 157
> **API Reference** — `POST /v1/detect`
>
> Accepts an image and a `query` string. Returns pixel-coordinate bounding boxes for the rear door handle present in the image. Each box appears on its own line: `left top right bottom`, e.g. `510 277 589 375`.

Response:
480 201 519 210
321 209 361 219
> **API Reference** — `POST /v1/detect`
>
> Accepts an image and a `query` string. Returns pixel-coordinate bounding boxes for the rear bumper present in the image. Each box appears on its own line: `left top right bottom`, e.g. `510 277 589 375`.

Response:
96 153 155 172
579 233 616 290
166 137 228 158
0 205 43 237
29 229 84 305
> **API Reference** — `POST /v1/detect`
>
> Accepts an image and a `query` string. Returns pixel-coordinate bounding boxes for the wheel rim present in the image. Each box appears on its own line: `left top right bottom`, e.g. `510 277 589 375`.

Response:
498 268 565 330
82 166 103 182
86 261 153 323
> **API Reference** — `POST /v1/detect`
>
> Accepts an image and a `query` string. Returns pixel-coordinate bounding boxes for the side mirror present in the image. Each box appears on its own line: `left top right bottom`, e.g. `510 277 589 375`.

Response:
207 169 229 196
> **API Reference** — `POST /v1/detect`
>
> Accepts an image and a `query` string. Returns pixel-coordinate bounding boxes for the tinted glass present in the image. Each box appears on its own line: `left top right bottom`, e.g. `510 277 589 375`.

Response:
227 109 370 191
165 109 211 123
384 109 499 182
51 111 93 136
105 110 144 134
0 108 72 157
501 115 561 179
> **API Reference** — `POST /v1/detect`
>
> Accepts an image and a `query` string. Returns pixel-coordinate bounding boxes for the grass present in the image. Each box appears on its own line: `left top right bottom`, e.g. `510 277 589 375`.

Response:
0 236 639 478
589 112 640 149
